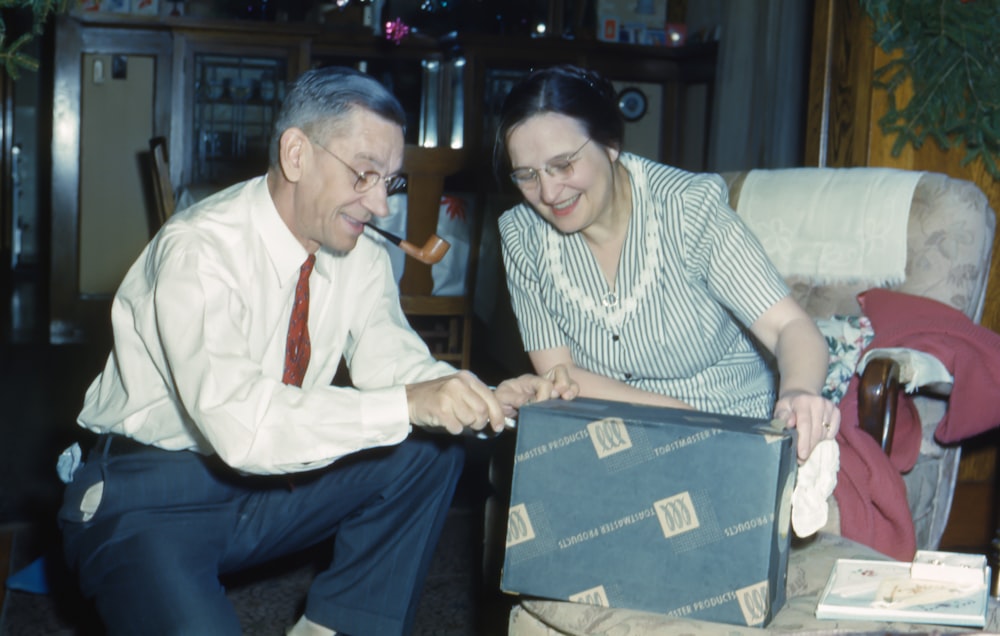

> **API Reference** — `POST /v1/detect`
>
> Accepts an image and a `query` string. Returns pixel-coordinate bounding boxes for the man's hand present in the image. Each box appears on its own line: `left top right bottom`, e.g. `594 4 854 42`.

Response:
405 366 579 436
494 364 579 419
406 371 506 435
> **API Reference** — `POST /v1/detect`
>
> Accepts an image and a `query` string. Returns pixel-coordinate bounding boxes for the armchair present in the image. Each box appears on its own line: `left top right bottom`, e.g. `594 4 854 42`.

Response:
724 167 995 554
503 167 998 634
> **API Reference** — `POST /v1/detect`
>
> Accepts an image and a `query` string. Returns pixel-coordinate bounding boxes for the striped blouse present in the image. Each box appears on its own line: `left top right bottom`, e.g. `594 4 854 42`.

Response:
498 153 789 419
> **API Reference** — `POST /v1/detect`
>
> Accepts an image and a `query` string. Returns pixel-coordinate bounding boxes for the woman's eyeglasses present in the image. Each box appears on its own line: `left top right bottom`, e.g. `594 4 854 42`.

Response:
311 141 407 196
509 139 591 189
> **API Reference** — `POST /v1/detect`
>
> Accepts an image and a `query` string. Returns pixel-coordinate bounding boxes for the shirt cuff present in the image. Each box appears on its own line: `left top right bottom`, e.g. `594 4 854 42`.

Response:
359 385 412 445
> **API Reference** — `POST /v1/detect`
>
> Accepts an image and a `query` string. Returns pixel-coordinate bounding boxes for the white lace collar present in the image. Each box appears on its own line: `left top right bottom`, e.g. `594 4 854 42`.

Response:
544 154 661 329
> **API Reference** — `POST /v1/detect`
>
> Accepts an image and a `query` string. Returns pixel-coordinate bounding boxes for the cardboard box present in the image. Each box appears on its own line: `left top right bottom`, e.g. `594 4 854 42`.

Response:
131 0 159 16
77 0 129 12
501 398 797 627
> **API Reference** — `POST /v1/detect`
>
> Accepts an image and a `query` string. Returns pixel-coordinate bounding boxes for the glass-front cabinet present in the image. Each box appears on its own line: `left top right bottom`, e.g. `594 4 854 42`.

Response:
174 35 307 195
191 53 287 185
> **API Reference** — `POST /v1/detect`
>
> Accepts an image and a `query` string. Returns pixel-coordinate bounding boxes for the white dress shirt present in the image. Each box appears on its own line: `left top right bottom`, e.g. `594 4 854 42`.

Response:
78 176 456 475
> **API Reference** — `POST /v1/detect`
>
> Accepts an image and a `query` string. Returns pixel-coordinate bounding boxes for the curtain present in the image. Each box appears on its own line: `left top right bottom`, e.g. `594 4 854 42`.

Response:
689 0 812 172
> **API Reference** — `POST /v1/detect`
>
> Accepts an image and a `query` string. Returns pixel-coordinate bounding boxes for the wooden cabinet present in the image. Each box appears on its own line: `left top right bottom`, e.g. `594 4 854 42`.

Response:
46 11 717 346
805 0 999 552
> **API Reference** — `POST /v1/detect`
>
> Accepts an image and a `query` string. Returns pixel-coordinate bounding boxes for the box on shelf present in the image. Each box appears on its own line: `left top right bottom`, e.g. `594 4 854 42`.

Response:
131 0 159 16
77 0 130 12
597 0 668 44
501 397 797 628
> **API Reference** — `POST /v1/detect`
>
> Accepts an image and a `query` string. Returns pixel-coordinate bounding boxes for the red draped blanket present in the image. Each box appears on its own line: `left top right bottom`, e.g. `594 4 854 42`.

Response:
834 288 1000 560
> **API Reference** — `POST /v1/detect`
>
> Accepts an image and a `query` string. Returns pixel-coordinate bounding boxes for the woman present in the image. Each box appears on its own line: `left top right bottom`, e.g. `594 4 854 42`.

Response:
495 65 837 462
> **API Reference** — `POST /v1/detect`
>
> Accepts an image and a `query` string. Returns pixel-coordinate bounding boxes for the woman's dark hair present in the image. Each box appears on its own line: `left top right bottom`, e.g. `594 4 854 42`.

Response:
492 65 625 184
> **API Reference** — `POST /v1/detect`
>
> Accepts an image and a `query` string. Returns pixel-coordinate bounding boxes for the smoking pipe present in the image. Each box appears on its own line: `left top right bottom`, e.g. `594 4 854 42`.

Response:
365 223 450 265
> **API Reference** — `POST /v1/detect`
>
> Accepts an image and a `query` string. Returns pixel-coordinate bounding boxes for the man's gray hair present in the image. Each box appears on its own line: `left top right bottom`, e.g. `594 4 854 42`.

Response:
268 66 407 167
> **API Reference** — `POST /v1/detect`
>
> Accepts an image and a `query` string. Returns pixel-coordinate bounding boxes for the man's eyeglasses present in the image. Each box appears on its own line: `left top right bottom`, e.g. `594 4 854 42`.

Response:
311 141 407 196
509 139 591 189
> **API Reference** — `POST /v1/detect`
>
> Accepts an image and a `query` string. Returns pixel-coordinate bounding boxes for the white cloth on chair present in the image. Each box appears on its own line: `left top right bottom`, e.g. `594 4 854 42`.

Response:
790 438 839 538
735 168 923 286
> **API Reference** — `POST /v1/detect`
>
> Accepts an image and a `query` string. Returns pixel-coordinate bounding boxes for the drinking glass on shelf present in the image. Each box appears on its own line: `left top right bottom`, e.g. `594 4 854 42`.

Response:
259 79 275 102
207 80 224 100
230 78 252 102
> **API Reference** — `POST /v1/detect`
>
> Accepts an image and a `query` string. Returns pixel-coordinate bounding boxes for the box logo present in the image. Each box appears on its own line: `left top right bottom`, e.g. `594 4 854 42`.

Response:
736 580 769 626
506 503 537 547
569 585 610 607
654 491 700 538
587 417 632 458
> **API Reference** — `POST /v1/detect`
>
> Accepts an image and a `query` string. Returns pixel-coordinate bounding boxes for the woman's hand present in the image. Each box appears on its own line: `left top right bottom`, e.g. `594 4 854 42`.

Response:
774 390 840 463
494 364 579 419
752 297 837 462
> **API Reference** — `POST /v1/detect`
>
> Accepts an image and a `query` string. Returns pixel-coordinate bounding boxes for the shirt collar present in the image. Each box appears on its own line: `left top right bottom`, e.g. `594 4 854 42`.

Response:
248 176 328 287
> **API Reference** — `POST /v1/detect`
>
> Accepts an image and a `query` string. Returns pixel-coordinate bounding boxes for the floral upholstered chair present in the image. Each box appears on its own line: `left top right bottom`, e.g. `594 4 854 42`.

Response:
501 167 998 635
725 168 995 554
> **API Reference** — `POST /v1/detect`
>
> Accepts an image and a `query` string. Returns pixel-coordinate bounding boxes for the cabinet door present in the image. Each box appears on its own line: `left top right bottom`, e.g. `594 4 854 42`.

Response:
49 19 173 345
174 35 307 194
191 53 286 186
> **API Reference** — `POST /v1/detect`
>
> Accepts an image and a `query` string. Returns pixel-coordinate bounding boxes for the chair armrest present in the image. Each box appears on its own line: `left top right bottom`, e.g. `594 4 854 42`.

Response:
858 357 901 454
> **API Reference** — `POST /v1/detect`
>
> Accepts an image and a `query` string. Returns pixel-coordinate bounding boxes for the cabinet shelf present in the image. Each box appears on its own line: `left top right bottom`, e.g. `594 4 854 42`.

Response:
69 11 715 68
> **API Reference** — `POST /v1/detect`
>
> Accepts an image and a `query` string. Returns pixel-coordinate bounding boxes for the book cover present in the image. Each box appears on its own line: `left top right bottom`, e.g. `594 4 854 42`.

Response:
816 558 989 628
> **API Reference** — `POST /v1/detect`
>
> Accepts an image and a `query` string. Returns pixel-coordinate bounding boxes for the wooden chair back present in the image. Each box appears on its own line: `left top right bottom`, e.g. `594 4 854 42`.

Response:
149 136 176 232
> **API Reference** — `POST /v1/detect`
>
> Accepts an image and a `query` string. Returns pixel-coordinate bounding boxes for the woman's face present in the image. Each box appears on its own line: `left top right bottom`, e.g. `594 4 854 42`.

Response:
506 112 620 235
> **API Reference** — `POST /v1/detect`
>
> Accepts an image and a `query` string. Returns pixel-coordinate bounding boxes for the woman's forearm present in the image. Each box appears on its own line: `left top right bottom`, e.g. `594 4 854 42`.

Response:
773 316 829 399
541 361 692 410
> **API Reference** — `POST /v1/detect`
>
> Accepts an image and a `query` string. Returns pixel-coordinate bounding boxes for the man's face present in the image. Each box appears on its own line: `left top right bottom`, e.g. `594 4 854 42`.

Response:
289 108 405 254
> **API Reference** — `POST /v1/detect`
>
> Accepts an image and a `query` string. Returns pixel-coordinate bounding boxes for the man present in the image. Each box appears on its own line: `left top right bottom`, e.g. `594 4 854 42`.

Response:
59 66 576 636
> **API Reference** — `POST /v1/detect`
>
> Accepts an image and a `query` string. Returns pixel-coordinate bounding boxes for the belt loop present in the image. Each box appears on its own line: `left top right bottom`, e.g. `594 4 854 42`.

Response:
97 433 113 460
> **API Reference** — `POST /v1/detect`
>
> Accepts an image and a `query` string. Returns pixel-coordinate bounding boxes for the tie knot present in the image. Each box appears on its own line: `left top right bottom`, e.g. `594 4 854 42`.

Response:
301 254 316 278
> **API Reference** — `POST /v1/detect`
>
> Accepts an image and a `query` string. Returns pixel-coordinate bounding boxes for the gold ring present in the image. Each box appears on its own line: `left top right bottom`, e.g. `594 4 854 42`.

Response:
822 421 832 431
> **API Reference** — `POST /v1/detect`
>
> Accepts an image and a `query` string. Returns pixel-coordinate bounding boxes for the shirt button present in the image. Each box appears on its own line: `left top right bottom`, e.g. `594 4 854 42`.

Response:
624 373 632 380
612 335 620 342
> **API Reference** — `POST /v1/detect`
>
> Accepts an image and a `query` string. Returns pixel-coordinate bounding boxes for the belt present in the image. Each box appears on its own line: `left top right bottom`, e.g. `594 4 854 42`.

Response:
87 434 236 481
91 433 157 459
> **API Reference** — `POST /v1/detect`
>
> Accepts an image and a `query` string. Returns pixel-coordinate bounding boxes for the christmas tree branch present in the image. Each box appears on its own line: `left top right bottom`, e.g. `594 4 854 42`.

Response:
861 0 1000 180
1 0 71 79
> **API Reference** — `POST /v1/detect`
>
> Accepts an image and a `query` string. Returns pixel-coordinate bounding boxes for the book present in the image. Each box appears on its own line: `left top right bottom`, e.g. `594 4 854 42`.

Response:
815 555 990 628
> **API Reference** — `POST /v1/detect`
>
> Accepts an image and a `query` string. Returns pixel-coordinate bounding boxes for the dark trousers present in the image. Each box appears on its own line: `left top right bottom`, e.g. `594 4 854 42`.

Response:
58 432 465 636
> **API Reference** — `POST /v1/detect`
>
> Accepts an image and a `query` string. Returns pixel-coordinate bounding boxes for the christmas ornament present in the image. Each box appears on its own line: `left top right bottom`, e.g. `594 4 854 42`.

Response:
385 17 411 44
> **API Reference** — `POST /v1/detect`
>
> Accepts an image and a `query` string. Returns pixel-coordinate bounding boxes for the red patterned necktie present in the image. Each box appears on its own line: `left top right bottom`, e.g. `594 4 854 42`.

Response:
282 254 316 387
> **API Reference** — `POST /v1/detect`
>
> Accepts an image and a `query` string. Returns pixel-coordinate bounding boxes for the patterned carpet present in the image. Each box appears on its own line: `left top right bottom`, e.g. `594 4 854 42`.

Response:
0 506 505 636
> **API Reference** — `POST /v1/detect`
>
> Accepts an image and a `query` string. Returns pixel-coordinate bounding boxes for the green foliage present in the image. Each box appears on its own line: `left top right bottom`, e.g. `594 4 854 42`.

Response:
1 0 71 79
860 0 1000 179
